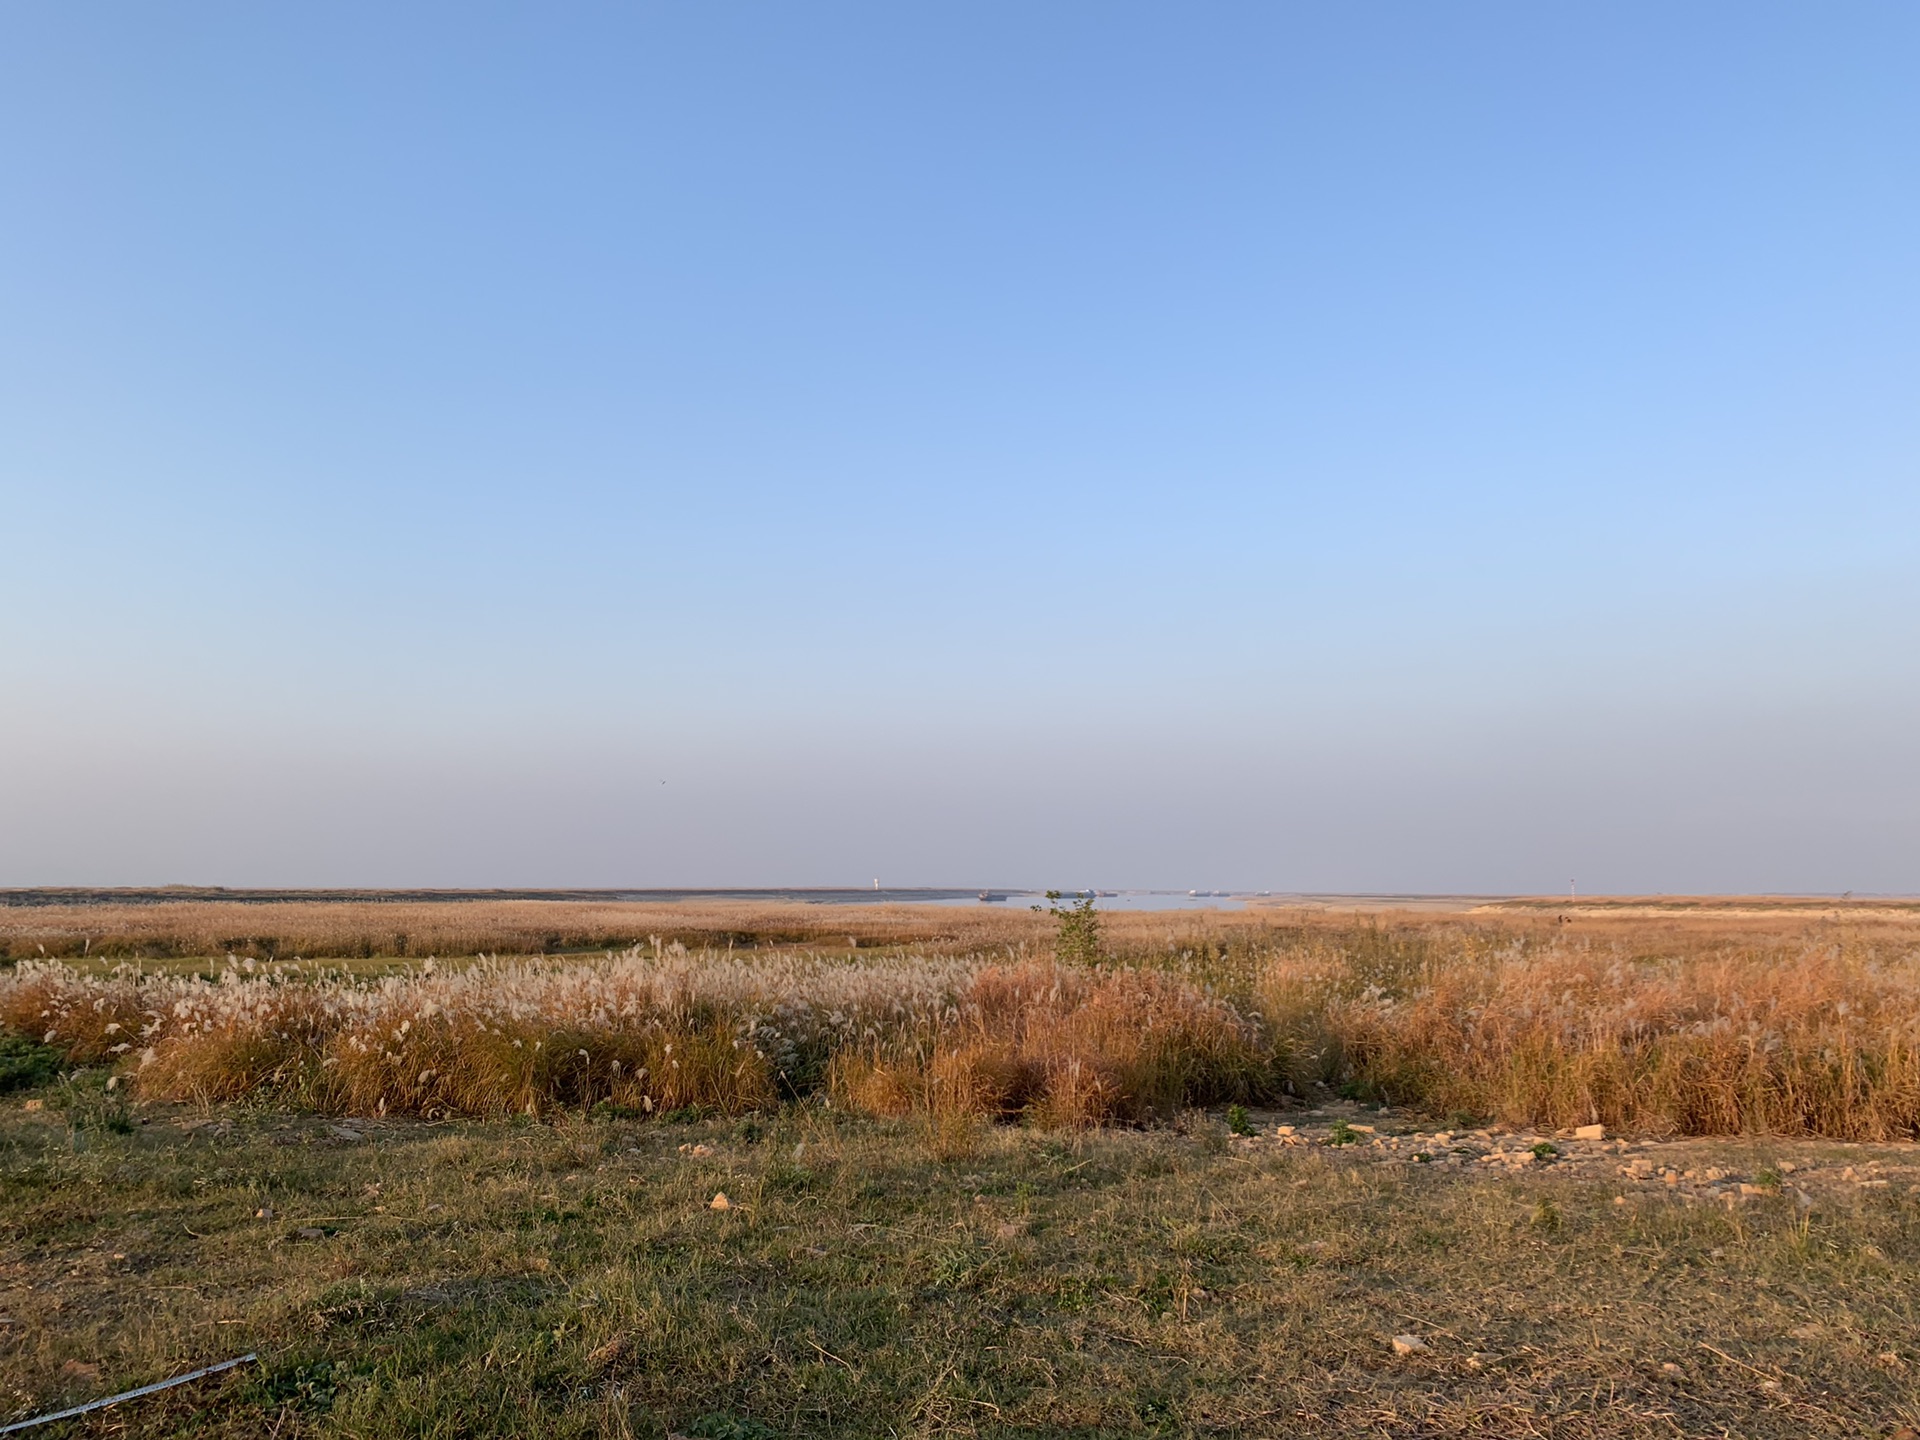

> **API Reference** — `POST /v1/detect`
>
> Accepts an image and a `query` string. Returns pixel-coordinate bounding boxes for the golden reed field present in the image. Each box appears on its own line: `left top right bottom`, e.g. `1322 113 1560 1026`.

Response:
3 894 1917 1139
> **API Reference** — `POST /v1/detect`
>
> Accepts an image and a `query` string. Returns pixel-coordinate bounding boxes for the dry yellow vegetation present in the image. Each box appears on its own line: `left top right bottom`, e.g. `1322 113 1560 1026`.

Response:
2 895 1916 1138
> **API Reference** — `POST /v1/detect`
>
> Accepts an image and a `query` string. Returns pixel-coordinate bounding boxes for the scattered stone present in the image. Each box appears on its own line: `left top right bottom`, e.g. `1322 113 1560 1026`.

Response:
1574 1123 1605 1140
295 1226 328 1240
709 1192 732 1211
1661 1361 1683 1376
328 1126 365 1143
255 1206 274 1220
60 1360 101 1381
21 1099 44 1113
995 1219 1029 1240
1390 1334 1428 1355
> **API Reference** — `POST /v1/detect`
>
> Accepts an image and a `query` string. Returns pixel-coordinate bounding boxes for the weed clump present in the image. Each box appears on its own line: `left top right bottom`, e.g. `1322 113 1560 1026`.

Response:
0 1034 62 1093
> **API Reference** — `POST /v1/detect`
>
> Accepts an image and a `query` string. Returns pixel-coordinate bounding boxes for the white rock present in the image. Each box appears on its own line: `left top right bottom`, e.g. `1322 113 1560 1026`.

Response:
1574 1123 1605 1140
1391 1334 1429 1355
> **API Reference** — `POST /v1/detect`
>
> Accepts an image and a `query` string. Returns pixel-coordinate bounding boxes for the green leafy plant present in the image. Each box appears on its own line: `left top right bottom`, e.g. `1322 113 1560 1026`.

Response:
1328 1120 1358 1146
251 1358 341 1413
1226 1104 1253 1136
1035 890 1102 965
0 1034 62 1093
1531 1141 1559 1161
687 1414 777 1440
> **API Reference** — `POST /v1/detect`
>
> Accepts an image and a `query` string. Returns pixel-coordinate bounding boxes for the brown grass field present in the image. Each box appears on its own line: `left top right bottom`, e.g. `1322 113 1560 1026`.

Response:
2 895 1917 1436
4 894 1918 1138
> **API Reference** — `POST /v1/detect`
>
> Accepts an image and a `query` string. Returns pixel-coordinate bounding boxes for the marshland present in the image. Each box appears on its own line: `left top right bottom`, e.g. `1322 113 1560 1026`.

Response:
2 895 1917 1437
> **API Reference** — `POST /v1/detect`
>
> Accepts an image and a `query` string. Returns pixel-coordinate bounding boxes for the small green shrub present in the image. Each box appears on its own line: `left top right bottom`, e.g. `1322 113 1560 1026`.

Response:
1226 1103 1253 1136
1036 891 1102 966
0 1034 63 1093
687 1415 777 1440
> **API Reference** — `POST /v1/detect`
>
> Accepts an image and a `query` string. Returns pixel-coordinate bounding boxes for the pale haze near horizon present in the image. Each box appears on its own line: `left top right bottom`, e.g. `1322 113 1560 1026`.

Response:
2 5 1916 895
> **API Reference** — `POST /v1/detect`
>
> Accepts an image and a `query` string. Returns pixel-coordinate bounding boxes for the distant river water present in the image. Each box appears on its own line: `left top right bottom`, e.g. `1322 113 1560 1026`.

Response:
602 889 1252 912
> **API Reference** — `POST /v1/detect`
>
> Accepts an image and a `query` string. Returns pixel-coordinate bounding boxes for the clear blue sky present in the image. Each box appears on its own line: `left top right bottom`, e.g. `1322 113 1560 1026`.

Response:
3 5 1916 892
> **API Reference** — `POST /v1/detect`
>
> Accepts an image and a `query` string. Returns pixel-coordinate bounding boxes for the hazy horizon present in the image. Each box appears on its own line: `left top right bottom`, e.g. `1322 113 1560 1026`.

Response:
4 5 1917 894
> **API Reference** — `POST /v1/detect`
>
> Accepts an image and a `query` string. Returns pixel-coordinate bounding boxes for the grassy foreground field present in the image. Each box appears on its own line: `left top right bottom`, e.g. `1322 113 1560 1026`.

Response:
2 897 1918 1435
3 1095 1917 1439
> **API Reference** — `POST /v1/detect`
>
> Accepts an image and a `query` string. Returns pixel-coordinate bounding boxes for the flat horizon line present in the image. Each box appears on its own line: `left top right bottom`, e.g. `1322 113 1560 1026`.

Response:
2 886 1915 907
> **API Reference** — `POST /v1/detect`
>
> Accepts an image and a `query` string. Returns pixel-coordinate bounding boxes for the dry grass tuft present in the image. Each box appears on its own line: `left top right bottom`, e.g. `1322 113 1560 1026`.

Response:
832 962 1272 1127
0 951 1269 1125
5 901 1920 1137
0 950 975 1118
1258 926 1920 1138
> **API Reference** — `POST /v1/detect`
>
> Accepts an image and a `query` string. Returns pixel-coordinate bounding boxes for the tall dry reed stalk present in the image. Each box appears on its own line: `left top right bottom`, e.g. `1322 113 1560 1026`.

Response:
0 950 977 1117
7 916 1920 1137
1257 926 1920 1139
830 961 1272 1127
